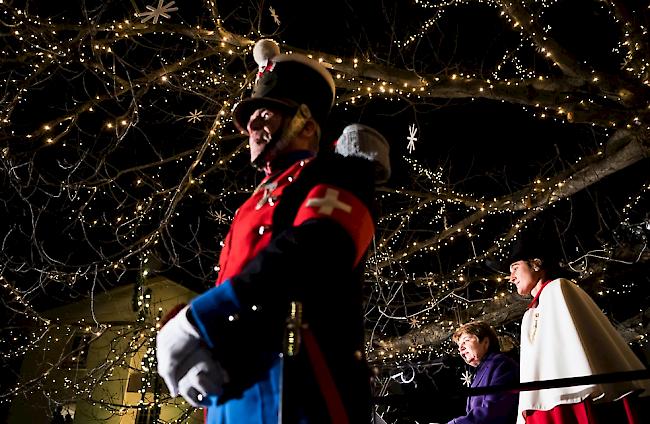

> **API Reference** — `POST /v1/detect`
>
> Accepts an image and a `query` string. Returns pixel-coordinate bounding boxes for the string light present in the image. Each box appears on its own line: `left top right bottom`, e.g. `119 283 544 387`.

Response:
2 0 648 416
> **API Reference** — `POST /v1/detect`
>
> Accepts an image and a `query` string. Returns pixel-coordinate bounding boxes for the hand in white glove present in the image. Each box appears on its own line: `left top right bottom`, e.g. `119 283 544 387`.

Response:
177 348 228 407
156 305 228 402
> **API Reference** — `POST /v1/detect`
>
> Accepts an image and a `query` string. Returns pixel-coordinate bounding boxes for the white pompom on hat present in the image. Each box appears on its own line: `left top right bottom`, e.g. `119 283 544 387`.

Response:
252 39 281 68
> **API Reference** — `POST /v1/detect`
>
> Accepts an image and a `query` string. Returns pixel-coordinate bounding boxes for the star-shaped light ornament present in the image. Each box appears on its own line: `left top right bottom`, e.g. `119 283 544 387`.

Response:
209 209 230 225
269 6 281 26
461 369 474 387
409 317 420 328
406 123 418 154
138 0 178 24
187 109 203 123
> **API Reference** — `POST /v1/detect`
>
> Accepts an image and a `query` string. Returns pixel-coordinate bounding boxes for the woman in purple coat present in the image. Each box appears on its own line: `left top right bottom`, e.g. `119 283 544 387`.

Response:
448 321 519 424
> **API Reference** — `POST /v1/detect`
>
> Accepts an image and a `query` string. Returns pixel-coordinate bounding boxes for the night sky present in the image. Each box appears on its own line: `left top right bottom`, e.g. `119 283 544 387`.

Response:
1 1 650 423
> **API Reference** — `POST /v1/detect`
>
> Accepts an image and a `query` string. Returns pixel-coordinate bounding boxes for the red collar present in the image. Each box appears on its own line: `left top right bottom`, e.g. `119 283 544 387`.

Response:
262 150 315 175
528 279 554 309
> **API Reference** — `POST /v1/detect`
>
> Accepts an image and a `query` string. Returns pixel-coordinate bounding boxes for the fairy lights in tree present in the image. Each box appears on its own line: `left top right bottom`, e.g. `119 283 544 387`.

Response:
1 0 649 420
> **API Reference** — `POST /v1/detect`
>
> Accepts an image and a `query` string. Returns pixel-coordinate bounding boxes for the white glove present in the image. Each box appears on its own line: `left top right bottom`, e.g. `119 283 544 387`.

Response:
156 305 228 401
177 348 228 407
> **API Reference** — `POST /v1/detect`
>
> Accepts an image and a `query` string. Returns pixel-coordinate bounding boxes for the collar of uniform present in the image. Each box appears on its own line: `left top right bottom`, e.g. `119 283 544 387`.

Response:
527 279 554 309
264 150 316 175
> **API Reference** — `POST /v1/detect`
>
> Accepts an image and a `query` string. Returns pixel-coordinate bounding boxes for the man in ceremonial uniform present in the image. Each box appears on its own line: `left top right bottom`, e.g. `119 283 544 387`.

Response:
501 232 650 423
155 39 390 423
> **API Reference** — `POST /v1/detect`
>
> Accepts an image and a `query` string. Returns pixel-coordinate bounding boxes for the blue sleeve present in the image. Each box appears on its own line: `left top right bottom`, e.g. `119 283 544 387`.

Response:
450 358 519 424
188 219 356 351
189 280 240 349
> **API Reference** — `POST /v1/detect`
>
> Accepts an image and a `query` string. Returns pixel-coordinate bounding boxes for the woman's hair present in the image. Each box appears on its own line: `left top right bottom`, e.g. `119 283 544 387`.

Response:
452 320 501 353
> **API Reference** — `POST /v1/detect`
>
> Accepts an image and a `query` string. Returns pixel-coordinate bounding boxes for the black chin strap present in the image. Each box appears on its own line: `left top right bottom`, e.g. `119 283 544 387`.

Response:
252 104 313 170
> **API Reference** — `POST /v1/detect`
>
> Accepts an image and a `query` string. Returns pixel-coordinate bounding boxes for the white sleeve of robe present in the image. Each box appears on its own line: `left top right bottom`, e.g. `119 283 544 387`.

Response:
516 278 650 424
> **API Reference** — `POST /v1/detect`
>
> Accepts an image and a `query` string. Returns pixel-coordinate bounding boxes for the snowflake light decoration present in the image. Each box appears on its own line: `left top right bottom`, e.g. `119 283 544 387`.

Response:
409 317 420 328
461 369 474 387
406 123 418 154
269 6 281 25
209 209 230 225
138 0 178 24
186 109 203 123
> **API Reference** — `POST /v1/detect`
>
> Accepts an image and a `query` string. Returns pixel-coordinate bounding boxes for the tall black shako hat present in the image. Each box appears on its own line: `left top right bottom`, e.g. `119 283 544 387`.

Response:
232 39 336 132
488 229 571 279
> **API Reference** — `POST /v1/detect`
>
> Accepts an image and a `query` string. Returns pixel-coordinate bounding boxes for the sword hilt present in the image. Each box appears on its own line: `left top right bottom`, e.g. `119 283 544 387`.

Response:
284 301 303 357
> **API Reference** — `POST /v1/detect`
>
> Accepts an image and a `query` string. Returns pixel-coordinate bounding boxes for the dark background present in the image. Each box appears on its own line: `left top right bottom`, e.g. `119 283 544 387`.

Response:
1 1 649 423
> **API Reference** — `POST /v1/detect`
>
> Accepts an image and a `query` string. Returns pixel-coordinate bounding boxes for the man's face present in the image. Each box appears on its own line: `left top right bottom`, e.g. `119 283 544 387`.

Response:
246 107 285 164
457 333 489 367
509 260 537 295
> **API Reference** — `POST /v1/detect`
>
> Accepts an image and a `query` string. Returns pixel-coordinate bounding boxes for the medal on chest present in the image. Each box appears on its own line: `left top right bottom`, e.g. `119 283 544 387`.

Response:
254 181 278 210
529 311 540 342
